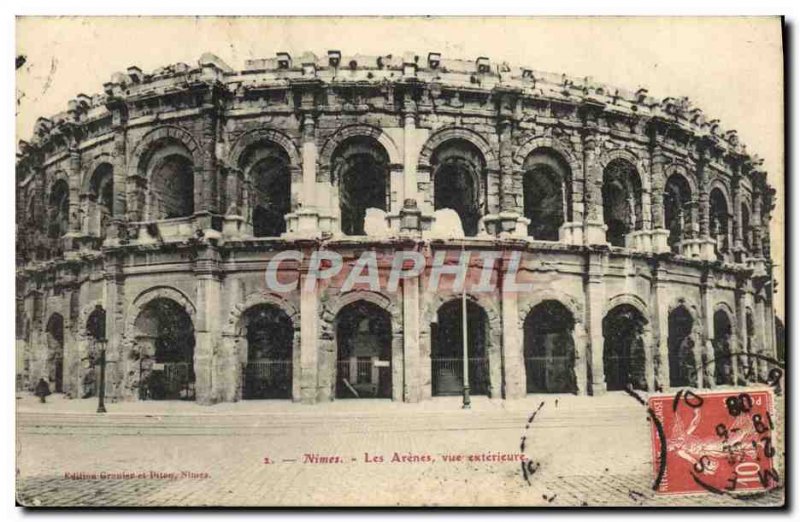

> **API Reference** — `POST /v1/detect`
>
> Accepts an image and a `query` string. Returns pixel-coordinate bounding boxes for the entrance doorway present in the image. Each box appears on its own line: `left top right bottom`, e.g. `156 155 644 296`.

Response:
335 301 392 399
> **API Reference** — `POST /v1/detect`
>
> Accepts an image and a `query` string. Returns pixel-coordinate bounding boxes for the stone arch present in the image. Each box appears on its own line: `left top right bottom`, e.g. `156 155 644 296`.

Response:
127 126 203 221
81 153 114 194
76 301 107 342
424 291 503 398
45 170 70 198
712 302 736 385
327 134 392 235
422 291 501 330
125 286 197 340
518 289 584 327
224 291 300 337
713 301 737 336
318 290 403 401
318 124 401 178
708 178 733 210
663 163 698 196
127 125 204 179
602 301 651 391
321 290 402 339
667 298 702 388
120 286 197 401
518 146 576 238
228 128 301 168
418 126 499 172
47 175 70 239
598 148 650 191
521 297 584 394
604 293 651 323
512 135 581 175
44 312 65 393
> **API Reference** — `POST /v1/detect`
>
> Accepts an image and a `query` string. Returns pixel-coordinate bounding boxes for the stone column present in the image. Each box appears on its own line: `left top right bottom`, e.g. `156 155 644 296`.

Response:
735 286 748 383
586 251 607 394
696 148 716 260
700 273 714 389
752 192 763 257
298 260 319 403
402 275 421 402
399 99 422 233
501 283 525 399
103 260 123 402
652 263 670 391
294 113 322 235
582 129 607 245
62 286 79 398
201 105 220 219
194 247 221 404
497 117 520 234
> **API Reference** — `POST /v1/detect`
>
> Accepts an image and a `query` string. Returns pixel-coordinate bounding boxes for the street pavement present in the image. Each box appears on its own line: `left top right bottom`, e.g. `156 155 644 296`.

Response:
15 392 785 507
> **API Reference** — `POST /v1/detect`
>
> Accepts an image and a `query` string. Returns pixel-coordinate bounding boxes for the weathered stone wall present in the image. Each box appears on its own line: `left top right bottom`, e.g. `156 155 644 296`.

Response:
16 52 778 403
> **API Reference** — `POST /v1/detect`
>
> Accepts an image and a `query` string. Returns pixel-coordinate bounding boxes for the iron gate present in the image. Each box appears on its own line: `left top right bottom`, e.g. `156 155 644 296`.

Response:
141 362 195 400
431 357 489 396
241 360 292 399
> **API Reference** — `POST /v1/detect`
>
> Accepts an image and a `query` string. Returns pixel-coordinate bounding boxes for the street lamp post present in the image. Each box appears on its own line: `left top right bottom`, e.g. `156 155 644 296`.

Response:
461 240 470 409
96 339 107 414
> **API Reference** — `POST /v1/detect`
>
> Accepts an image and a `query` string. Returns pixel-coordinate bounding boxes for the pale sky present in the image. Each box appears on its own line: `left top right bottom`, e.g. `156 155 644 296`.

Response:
15 16 784 317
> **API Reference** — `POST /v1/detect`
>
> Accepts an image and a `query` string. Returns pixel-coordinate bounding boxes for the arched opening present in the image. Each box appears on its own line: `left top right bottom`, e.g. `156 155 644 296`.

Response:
522 149 571 240
335 301 392 399
45 313 65 393
602 304 647 391
83 305 106 398
713 309 734 385
245 146 291 237
333 137 390 236
431 299 489 396
741 203 752 252
668 306 696 387
148 146 195 219
602 159 642 247
48 180 70 239
710 188 730 260
523 301 577 393
432 140 486 237
89 164 114 239
664 173 693 253
133 298 195 400
745 311 756 382
241 304 294 399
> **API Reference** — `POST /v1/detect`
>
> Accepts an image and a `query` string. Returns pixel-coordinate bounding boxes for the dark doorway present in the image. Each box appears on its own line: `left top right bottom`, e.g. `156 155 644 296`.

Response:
83 306 106 398
432 140 485 237
46 314 65 393
668 306 696 387
251 153 290 237
334 137 389 236
602 159 642 247
431 300 489 396
241 304 294 399
151 155 195 219
663 174 692 253
134 298 196 400
602 305 647 391
714 310 734 385
523 301 577 393
335 301 392 399
522 150 570 241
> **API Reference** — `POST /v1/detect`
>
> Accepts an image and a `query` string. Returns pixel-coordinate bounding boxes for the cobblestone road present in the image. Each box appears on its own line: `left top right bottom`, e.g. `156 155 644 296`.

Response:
15 392 785 507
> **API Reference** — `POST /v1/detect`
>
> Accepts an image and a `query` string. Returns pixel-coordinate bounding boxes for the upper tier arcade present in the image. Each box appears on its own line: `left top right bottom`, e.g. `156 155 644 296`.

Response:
16 51 776 273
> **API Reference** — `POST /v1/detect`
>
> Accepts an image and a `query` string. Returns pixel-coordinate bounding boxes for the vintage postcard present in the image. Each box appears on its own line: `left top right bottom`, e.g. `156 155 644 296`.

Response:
14 16 785 507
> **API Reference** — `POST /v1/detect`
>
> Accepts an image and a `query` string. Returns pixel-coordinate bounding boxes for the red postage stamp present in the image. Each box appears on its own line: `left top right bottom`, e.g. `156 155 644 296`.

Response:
649 389 778 495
